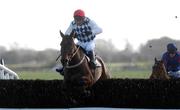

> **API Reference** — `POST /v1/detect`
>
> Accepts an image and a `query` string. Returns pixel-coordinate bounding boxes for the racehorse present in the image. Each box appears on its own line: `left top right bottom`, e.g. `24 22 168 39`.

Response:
149 58 170 79
59 31 111 97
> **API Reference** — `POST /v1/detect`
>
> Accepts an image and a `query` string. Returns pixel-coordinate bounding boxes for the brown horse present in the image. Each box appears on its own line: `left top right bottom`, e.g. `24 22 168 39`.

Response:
149 58 170 79
59 31 111 95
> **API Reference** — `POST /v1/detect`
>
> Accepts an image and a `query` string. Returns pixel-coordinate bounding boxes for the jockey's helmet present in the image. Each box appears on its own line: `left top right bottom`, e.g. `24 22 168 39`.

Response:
167 43 177 53
73 9 85 17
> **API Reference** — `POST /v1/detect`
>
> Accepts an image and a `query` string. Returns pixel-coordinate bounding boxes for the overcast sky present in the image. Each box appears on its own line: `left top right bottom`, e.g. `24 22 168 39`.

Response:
0 0 180 51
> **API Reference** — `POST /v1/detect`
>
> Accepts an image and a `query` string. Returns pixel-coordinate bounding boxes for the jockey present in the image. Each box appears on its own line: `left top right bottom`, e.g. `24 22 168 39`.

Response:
56 9 102 75
161 43 180 78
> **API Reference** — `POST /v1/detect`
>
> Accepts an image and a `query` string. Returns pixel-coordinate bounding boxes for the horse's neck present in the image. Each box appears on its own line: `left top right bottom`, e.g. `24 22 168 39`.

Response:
161 64 168 74
159 64 170 78
69 47 85 64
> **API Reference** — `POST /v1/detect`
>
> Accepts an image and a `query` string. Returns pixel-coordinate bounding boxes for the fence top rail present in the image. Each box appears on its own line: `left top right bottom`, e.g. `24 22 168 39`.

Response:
0 64 19 79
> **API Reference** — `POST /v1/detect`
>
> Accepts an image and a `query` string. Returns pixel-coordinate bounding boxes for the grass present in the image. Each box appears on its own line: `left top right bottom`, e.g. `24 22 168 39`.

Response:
13 62 153 80
107 62 152 79
112 70 151 79
17 70 63 80
16 69 151 80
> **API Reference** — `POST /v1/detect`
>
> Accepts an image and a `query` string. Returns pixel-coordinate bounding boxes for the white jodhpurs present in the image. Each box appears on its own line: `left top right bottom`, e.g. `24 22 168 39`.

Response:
168 70 180 79
76 40 95 52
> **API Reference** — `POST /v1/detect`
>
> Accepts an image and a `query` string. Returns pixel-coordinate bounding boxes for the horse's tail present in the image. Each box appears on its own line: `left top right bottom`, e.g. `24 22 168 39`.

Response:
96 56 111 79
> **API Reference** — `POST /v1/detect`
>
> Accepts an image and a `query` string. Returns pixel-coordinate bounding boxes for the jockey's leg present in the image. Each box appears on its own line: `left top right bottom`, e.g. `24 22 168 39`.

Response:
168 71 180 79
88 51 101 69
78 40 100 68
56 66 64 76
88 50 97 69
175 70 180 78
83 41 96 69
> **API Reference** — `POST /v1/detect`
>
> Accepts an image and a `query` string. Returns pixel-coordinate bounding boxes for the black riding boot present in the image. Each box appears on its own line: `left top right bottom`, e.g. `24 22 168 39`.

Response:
88 51 97 69
56 67 64 76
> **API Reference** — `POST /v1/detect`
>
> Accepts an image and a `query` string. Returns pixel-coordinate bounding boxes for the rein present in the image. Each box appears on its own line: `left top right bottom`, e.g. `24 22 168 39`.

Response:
66 55 85 69
69 46 80 61
65 46 85 69
55 45 80 62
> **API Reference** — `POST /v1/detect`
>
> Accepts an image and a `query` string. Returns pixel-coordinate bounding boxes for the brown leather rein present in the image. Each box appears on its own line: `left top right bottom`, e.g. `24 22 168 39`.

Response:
65 46 85 69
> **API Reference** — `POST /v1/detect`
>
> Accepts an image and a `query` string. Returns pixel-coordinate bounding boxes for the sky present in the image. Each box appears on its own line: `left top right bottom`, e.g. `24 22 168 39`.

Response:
0 0 180 51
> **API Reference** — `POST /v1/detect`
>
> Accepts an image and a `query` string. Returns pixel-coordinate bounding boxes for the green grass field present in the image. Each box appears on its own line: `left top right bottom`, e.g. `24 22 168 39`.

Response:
17 70 63 80
14 62 152 80
16 69 151 80
112 70 151 79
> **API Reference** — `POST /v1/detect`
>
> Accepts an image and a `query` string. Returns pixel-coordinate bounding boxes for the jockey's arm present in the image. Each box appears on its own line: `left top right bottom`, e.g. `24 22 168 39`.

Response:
89 20 102 35
161 53 168 70
65 22 73 36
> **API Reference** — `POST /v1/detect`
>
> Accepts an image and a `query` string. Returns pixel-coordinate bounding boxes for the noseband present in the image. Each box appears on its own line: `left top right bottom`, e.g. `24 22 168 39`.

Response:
65 46 85 69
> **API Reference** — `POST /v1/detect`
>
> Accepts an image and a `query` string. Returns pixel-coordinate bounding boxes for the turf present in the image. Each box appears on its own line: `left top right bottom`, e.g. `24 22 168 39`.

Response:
17 70 63 80
16 69 151 80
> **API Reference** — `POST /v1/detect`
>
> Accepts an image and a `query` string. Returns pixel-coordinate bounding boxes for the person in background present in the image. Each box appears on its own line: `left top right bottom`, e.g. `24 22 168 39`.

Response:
56 9 102 75
161 43 180 78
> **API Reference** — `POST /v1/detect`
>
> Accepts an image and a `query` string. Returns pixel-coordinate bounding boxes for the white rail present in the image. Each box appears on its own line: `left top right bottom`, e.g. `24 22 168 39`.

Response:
0 59 19 79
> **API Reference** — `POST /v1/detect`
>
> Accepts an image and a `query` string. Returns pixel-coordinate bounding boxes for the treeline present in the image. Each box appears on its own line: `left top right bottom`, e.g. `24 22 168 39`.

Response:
0 36 180 66
96 36 180 62
0 47 57 68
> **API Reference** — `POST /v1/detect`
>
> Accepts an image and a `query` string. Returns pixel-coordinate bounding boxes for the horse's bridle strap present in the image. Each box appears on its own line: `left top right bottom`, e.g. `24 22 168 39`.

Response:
65 55 85 69
69 46 80 60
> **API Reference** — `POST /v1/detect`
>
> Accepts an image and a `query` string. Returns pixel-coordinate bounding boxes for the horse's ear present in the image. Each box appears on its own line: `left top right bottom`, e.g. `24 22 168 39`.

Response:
155 57 157 62
59 30 64 38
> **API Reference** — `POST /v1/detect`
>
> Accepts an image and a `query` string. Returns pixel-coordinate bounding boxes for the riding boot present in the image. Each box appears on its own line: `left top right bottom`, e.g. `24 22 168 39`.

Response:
88 51 97 69
56 67 64 76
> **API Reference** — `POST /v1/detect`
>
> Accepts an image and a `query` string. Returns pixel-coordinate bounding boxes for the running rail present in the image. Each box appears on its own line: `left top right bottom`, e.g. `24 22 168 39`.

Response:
0 59 19 79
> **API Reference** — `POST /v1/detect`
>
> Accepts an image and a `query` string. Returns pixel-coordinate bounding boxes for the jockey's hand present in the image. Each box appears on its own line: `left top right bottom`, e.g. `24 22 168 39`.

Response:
85 31 92 36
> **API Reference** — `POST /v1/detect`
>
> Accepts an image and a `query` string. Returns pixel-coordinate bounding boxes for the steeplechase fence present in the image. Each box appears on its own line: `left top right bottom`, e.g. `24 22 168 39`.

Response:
0 79 180 109
0 59 19 79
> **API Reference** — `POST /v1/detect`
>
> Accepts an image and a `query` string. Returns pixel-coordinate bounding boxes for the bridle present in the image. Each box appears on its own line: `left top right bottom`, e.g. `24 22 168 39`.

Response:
64 46 85 69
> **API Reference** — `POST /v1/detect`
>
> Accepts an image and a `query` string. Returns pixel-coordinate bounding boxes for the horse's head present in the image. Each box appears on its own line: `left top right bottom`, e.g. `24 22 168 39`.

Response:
150 57 170 79
60 31 76 66
152 58 166 72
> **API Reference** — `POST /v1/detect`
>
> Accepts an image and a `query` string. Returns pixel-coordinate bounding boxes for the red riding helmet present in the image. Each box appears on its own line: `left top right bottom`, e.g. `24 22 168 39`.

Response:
73 9 85 17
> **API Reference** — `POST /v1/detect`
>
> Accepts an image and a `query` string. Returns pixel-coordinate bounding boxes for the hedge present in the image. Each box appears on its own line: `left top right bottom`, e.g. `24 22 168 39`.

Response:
0 79 179 109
